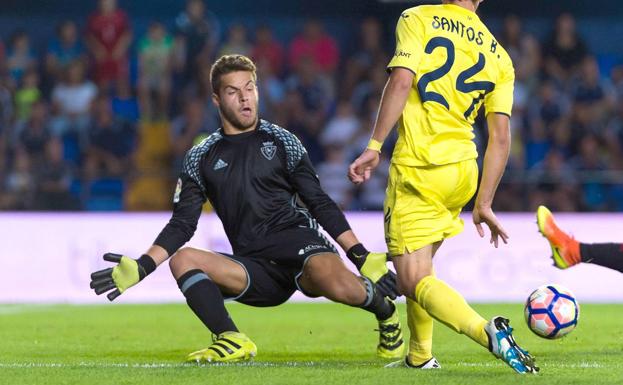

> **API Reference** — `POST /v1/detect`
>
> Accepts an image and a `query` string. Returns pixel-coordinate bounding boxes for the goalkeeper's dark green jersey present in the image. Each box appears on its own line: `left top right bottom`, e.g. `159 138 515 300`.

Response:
154 119 351 256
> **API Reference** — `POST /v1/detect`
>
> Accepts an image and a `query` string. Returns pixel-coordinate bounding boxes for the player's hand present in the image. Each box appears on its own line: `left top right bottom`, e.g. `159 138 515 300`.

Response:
473 206 509 248
90 253 155 301
347 245 399 300
348 149 380 185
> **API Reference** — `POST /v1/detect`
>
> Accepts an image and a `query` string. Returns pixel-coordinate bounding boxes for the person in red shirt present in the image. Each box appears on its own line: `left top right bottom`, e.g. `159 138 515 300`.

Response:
86 0 132 92
289 20 339 75
251 25 284 77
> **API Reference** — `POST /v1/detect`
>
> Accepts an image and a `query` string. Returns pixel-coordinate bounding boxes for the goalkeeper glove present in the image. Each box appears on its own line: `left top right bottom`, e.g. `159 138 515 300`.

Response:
90 253 156 301
346 244 399 300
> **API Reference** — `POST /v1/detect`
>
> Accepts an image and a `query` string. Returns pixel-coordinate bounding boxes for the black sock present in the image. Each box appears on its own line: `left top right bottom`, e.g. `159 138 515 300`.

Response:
177 269 239 335
580 243 623 273
358 277 395 321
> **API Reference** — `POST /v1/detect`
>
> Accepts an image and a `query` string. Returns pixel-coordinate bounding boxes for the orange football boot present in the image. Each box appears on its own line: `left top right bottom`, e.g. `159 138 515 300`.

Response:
536 206 581 269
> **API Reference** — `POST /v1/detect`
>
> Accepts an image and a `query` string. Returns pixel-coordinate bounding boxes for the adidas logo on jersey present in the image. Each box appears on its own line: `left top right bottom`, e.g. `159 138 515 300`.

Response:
214 159 228 170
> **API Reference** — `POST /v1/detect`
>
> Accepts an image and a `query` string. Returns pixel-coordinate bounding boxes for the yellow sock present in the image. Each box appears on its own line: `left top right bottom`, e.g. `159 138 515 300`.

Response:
415 275 488 348
407 298 433 366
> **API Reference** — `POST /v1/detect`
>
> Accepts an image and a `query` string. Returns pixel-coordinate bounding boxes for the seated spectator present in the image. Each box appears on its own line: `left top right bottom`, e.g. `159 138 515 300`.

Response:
170 98 211 169
6 30 36 86
342 18 387 98
289 20 339 75
571 135 609 210
85 95 136 178
137 21 173 121
32 138 78 210
14 69 41 122
45 20 86 84
572 56 615 124
15 101 51 166
218 23 252 57
255 58 286 124
319 100 360 147
112 80 139 122
316 144 354 209
1 149 34 210
85 0 132 93
285 57 333 163
251 25 285 76
543 13 588 83
174 0 220 86
50 60 97 138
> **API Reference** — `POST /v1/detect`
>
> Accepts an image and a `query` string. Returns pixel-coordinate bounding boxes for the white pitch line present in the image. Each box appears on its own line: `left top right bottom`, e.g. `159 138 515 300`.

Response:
0 361 610 369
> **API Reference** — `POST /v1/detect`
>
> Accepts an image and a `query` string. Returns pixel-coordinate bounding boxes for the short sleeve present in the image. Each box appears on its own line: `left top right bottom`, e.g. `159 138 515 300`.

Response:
387 9 425 73
484 53 515 117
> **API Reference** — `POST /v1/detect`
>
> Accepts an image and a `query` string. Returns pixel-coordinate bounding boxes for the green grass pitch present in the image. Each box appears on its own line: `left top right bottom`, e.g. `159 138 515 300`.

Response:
1 302 622 385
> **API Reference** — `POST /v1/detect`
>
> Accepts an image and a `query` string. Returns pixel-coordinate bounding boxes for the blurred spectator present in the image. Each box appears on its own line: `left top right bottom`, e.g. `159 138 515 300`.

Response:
219 23 252 57
316 144 354 209
86 0 132 93
6 30 36 86
170 98 210 169
174 0 220 85
112 80 139 122
572 56 615 125
50 60 97 138
543 13 588 83
45 20 86 85
289 20 339 74
342 18 387 99
32 138 78 210
14 69 41 122
1 149 34 209
137 21 173 121
0 76 13 131
251 25 285 76
255 58 286 124
285 57 333 163
351 63 386 115
571 135 609 210
85 95 136 178
529 150 579 211
319 100 360 147
15 101 51 166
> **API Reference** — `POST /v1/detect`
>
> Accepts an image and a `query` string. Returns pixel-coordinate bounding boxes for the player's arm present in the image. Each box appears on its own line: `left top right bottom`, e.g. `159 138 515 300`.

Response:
473 58 515 248
349 10 422 185
472 112 510 248
90 170 206 301
291 155 399 299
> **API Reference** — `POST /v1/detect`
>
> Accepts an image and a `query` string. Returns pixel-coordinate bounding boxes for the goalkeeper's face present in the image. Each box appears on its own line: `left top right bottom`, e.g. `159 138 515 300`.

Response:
214 70 259 131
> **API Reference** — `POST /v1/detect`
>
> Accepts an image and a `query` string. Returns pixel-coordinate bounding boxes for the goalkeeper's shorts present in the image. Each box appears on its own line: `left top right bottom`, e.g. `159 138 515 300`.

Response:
218 227 338 307
384 159 478 256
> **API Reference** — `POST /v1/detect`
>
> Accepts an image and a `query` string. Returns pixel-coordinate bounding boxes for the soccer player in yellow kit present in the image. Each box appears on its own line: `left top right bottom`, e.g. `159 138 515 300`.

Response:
348 0 538 374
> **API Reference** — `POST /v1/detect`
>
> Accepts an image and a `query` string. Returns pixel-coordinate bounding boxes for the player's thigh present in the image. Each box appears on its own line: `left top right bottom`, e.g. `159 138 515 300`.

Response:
169 247 248 295
385 163 474 256
297 252 363 300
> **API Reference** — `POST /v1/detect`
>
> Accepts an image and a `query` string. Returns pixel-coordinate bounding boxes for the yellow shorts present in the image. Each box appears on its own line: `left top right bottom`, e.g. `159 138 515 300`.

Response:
384 159 478 256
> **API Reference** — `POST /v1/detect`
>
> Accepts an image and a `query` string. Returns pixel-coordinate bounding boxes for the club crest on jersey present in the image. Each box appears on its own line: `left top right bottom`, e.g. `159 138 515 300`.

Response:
261 141 276 160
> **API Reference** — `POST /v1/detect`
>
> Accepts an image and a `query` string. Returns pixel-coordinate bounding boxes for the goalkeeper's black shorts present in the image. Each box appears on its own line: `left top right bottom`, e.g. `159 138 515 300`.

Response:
218 227 338 307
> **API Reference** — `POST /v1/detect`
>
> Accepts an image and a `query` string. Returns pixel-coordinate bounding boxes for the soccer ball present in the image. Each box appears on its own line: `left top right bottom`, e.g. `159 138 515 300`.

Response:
524 284 579 339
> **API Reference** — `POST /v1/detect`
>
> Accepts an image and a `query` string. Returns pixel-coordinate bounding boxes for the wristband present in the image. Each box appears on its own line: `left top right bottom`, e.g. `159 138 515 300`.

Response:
137 254 157 278
366 139 383 152
346 243 369 269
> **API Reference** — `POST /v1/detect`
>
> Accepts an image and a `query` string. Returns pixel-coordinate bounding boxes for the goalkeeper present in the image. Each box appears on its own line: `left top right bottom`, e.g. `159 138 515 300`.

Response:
89 54 403 363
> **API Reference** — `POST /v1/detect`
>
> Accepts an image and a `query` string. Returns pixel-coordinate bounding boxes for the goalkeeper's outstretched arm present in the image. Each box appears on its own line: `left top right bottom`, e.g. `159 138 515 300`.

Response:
90 174 206 301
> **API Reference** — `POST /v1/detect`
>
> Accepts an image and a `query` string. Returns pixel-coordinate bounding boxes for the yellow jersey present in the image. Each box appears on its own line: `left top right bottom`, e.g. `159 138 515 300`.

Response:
387 4 515 166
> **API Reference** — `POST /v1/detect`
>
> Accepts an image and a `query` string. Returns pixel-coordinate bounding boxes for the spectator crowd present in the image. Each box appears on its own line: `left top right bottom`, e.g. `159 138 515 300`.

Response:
0 0 622 212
